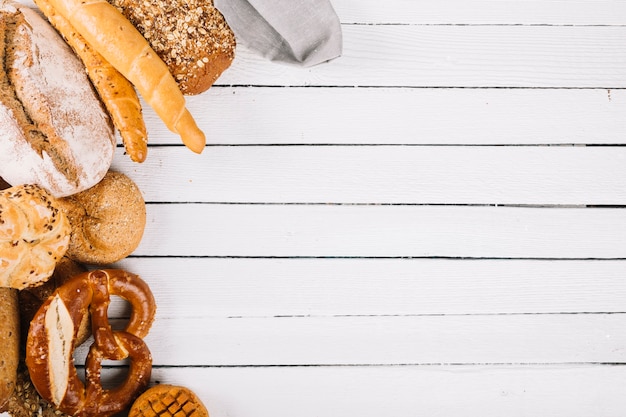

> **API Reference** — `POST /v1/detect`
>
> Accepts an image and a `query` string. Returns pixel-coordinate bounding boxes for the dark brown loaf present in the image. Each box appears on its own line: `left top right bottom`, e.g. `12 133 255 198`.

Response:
108 0 235 95
0 3 116 198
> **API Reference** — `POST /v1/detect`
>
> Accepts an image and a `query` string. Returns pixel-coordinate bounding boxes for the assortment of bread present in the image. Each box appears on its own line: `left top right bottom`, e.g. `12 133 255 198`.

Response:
0 0 234 414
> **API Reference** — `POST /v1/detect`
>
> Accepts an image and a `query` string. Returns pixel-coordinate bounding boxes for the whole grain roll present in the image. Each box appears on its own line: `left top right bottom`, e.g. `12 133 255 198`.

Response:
108 0 235 95
58 171 146 265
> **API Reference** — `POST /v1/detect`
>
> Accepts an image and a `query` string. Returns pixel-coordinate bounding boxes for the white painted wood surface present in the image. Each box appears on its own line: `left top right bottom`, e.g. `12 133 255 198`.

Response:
12 0 626 416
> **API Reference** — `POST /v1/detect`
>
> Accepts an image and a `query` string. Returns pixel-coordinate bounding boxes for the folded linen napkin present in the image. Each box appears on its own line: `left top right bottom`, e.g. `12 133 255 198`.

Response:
213 0 343 67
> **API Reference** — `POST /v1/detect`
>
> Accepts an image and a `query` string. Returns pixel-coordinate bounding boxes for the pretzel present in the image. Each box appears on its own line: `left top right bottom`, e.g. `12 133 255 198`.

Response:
45 0 206 154
26 269 156 417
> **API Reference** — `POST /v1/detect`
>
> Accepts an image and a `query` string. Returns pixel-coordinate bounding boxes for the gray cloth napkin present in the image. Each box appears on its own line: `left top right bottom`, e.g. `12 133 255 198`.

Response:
213 0 342 67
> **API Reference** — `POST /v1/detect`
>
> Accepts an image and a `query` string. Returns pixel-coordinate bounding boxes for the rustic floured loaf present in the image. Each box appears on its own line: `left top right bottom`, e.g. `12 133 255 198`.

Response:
108 0 236 95
0 3 115 198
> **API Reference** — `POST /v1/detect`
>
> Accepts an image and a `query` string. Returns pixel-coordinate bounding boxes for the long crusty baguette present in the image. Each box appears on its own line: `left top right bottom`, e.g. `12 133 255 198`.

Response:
34 0 149 162
0 288 19 412
45 0 206 153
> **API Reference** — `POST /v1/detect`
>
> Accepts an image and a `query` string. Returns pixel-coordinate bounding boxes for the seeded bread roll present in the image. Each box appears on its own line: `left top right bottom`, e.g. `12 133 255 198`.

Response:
0 3 116 198
58 171 146 265
0 184 70 290
108 0 235 95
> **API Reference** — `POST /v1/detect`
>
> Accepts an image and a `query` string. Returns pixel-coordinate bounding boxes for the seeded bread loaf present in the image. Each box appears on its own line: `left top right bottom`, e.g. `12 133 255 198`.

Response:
107 0 235 95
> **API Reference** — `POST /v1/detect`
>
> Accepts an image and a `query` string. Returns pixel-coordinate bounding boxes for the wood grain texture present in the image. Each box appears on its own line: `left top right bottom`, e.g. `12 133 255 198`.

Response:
133 204 626 258
333 0 626 25
113 146 626 205
137 87 626 146
217 26 626 88
7 0 626 416
110 258 626 317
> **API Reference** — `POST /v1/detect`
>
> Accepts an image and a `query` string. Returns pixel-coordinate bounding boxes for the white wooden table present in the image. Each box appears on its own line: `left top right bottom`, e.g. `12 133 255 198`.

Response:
19 0 626 416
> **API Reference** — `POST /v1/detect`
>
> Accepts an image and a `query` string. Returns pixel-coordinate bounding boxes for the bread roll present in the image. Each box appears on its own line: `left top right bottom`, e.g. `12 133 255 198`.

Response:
108 0 236 95
0 3 116 198
129 384 209 417
0 288 19 412
0 184 70 290
58 171 146 265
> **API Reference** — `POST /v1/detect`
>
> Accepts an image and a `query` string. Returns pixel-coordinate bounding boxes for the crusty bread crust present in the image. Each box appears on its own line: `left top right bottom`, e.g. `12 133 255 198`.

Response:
0 288 19 412
58 171 146 265
108 0 235 95
0 3 115 198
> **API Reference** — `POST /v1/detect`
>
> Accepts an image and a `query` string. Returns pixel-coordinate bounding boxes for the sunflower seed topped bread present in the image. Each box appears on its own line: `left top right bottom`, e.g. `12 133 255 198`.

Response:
108 0 236 95
0 3 116 198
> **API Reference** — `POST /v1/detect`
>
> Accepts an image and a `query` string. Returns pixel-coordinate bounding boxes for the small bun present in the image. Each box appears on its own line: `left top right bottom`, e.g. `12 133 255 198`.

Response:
108 0 236 95
0 184 70 289
129 384 209 417
59 171 146 265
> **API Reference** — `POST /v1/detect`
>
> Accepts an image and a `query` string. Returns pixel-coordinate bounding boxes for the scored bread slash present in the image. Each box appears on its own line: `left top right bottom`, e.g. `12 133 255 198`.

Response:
34 0 149 162
43 0 206 154
129 384 209 417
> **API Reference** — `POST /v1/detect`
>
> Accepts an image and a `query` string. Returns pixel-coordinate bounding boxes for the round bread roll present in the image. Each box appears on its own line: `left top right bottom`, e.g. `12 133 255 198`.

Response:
0 184 71 290
129 384 209 417
58 171 146 265
0 2 116 198
108 0 236 95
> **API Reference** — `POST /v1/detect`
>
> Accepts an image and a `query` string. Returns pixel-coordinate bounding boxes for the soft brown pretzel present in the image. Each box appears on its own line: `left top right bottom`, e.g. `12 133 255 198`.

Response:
26 269 156 417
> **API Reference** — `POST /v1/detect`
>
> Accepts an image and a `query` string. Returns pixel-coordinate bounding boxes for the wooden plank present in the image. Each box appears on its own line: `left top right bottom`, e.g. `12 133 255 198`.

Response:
133 205 626 258
113 146 626 205
333 0 626 25
138 87 626 146
76 314 626 366
217 25 626 88
117 365 626 417
111 258 626 317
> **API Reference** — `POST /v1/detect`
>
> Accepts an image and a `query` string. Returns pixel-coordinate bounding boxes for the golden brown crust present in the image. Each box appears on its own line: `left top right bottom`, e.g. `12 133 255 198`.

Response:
108 0 235 95
0 184 71 289
58 171 146 265
0 288 19 412
19 256 91 348
129 384 210 417
26 269 156 417
45 0 206 153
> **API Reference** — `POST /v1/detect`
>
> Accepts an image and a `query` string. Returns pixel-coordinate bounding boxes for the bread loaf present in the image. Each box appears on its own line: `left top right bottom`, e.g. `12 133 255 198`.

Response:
0 184 70 290
0 3 116 198
108 0 235 95
57 171 146 265
0 288 19 412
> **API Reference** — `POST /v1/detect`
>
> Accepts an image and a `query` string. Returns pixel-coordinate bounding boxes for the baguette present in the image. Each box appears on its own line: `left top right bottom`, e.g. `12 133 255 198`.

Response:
46 0 206 153
34 0 149 162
